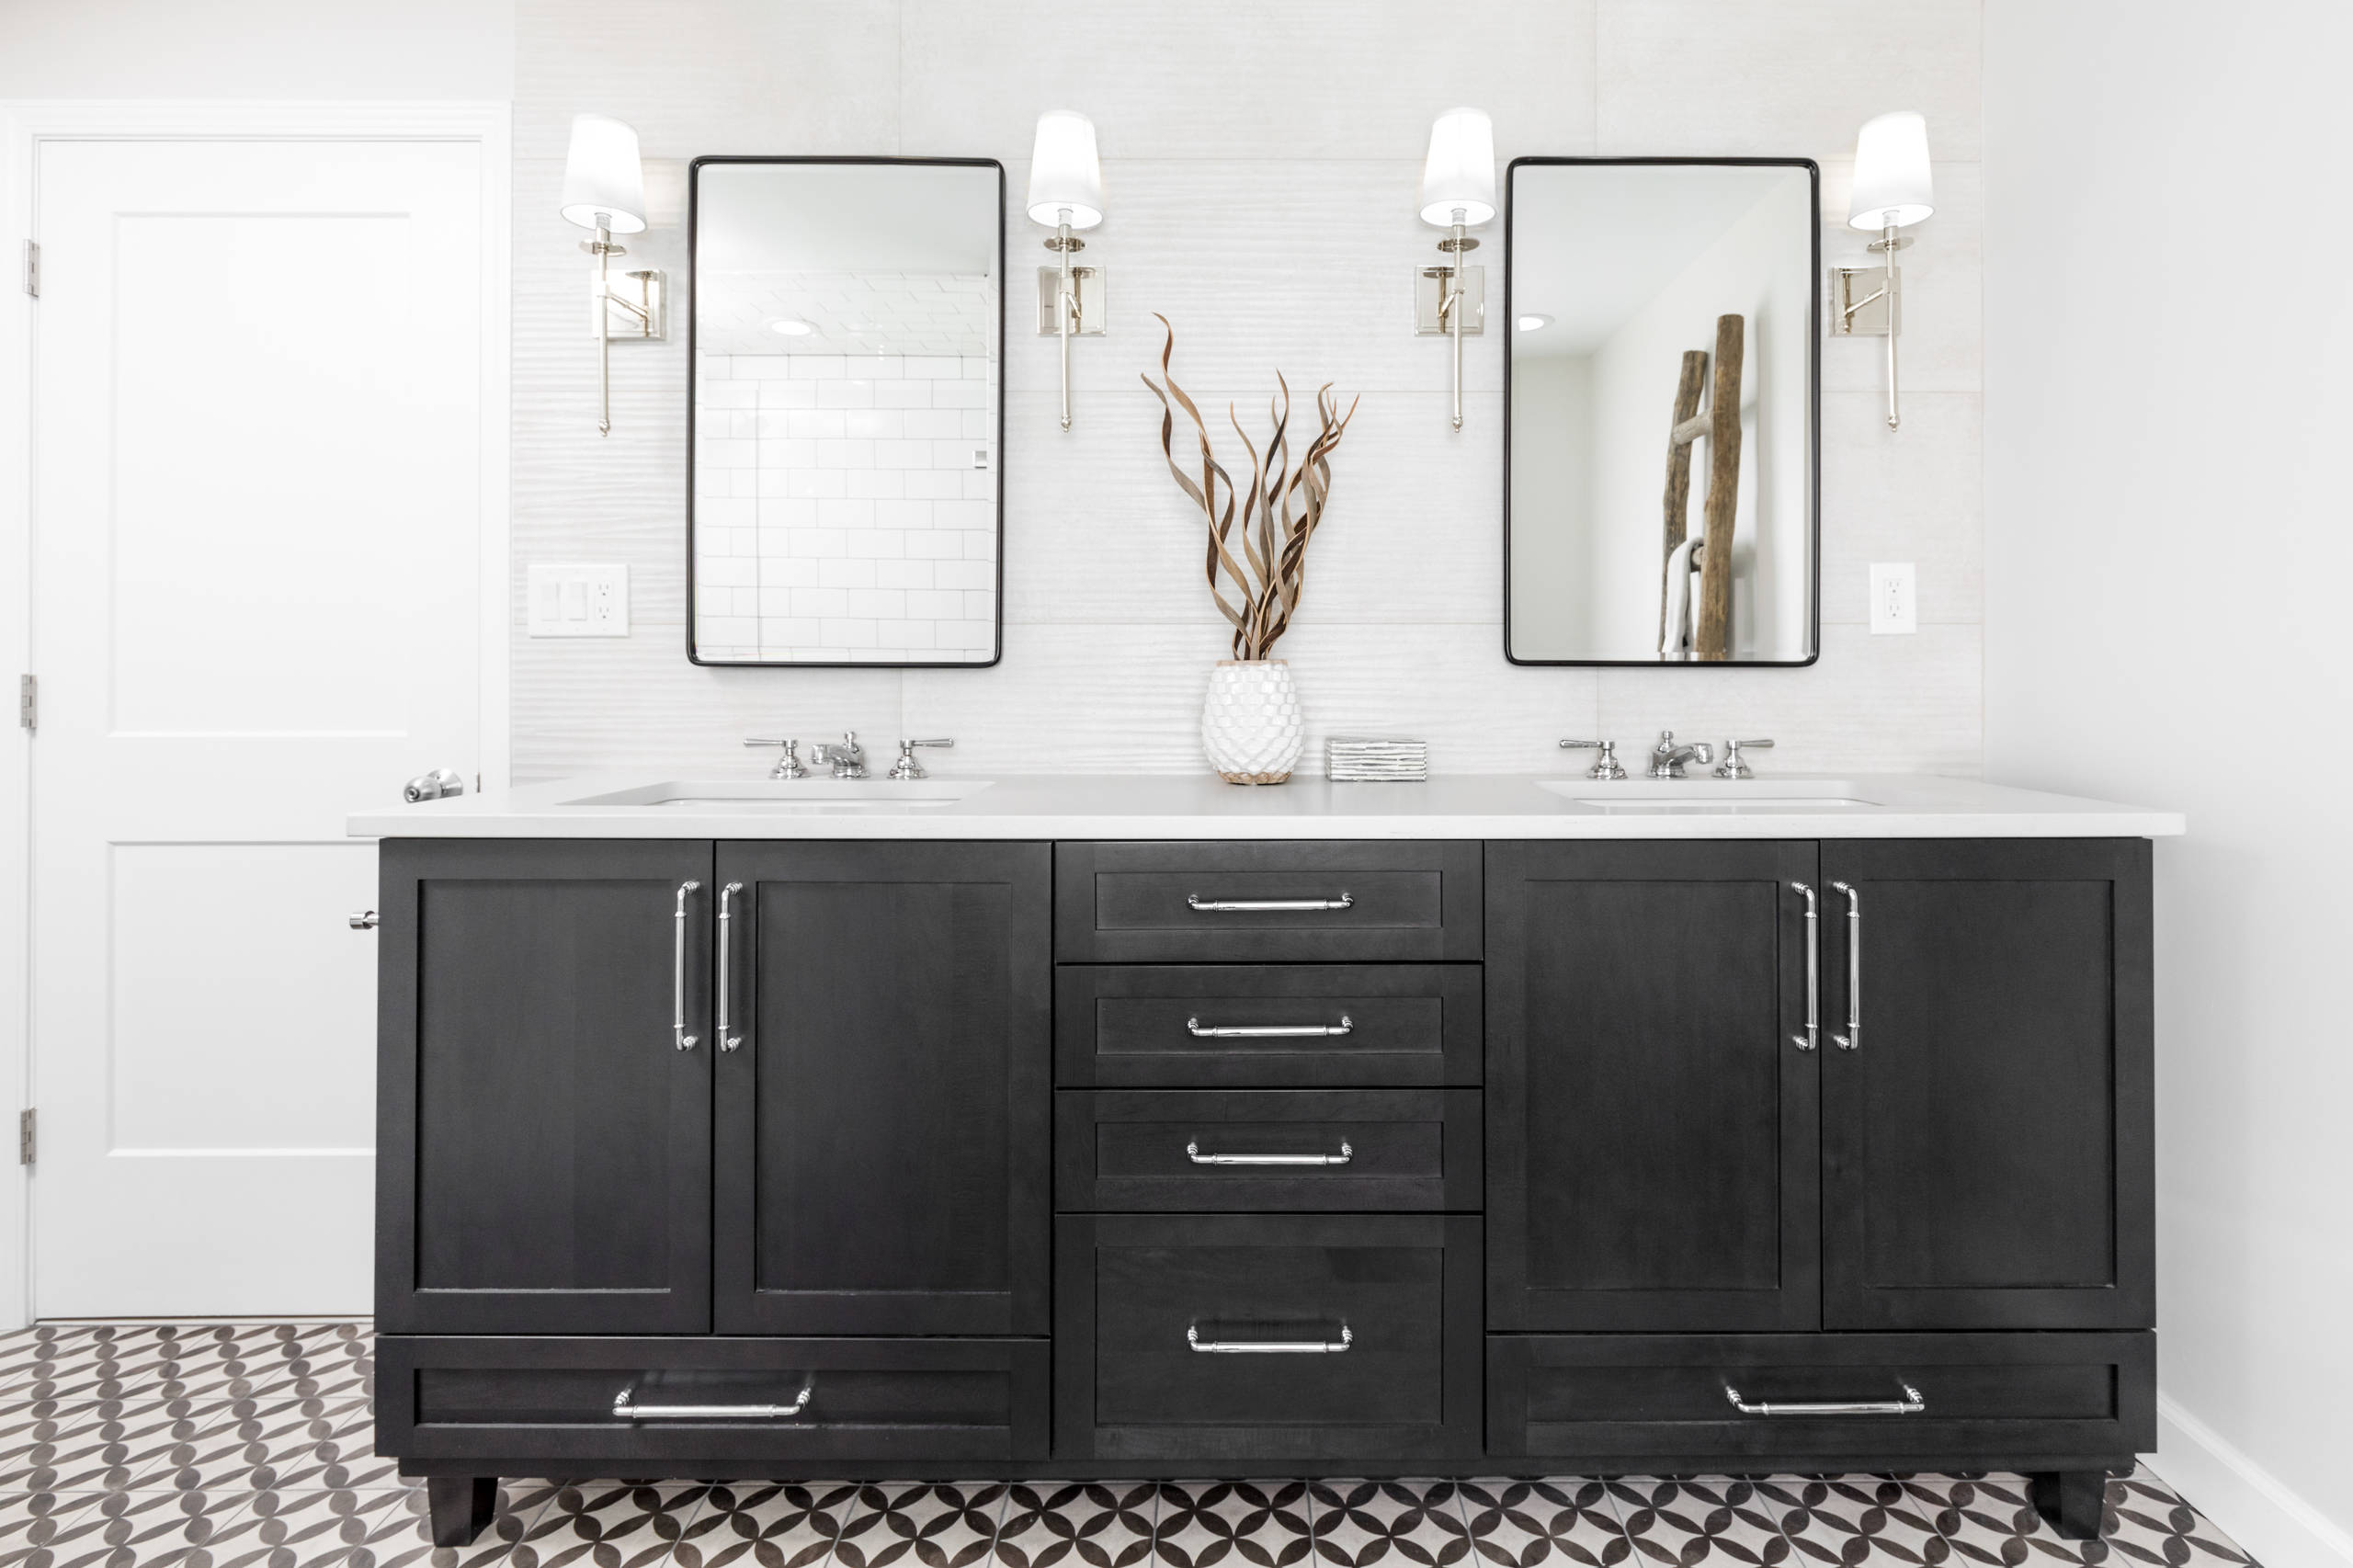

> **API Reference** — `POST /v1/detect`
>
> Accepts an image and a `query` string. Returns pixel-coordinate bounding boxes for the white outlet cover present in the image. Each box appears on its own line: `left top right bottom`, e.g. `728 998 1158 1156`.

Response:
1869 562 1917 635
528 563 631 637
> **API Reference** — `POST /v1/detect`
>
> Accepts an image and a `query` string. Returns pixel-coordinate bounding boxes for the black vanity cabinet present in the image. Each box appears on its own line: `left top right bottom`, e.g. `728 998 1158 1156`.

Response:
378 831 2154 1548
711 842 1051 1335
1483 838 2155 1529
376 840 716 1336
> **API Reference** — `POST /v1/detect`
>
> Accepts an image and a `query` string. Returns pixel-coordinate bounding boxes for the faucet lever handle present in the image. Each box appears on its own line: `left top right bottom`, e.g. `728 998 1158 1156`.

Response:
1559 739 1627 782
1714 738 1773 780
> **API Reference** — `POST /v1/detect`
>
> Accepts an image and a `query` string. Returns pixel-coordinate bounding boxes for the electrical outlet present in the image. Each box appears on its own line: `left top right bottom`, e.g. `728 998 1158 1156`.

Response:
1869 562 1917 634
528 564 631 637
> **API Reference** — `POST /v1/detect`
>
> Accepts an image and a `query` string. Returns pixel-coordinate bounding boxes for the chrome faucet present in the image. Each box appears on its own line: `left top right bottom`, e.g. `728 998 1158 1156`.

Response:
1558 739 1628 781
808 731 867 779
1649 730 1716 779
1713 738 1775 779
744 737 807 779
887 738 955 781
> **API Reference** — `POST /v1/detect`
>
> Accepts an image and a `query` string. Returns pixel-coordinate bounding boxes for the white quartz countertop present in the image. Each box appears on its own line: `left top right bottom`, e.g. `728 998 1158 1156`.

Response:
347 772 2186 840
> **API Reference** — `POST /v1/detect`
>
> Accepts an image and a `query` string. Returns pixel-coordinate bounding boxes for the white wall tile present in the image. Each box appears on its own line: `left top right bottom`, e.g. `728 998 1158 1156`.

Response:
513 1 1983 780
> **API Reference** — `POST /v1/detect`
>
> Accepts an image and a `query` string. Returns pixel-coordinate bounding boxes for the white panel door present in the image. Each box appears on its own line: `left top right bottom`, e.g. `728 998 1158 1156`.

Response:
29 137 488 1315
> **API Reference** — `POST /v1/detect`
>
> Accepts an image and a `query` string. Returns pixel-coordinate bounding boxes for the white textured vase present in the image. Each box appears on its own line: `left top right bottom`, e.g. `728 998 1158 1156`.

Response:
1201 659 1304 784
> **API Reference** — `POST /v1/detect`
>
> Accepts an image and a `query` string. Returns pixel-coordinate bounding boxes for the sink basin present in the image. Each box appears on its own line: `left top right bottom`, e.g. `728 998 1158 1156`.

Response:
1538 778 1881 813
563 779 994 812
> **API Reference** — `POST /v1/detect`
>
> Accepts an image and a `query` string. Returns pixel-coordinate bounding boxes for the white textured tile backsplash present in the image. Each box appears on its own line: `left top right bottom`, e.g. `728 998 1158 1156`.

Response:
511 0 1984 783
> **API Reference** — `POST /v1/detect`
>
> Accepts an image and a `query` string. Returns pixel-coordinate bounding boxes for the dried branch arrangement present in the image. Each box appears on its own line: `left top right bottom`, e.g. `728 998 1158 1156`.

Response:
1141 314 1359 662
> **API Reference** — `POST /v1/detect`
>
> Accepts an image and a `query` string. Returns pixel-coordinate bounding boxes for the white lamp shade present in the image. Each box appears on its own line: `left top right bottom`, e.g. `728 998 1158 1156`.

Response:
1419 108 1496 228
1848 110 1934 230
1026 110 1105 229
561 113 647 233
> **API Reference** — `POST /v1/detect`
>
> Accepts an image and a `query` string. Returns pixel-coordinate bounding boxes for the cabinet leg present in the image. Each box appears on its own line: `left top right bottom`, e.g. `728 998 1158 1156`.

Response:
2030 1471 2108 1540
427 1476 498 1548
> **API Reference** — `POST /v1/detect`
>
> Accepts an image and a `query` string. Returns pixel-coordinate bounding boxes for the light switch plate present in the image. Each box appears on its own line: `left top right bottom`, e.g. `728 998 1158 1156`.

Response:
1869 562 1917 634
529 563 630 637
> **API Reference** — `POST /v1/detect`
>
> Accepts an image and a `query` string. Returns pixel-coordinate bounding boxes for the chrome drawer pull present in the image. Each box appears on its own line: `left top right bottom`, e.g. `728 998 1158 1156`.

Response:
1188 1324 1352 1354
673 881 701 1051
1829 881 1862 1051
1187 893 1354 913
612 1381 811 1421
1187 1140 1353 1166
1187 1015 1353 1038
1723 1380 1923 1417
1791 881 1819 1052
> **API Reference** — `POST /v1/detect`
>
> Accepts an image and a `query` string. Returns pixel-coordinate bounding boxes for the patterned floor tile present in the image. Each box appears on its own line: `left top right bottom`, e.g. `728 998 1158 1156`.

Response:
1150 1482 1313 1568
1608 1479 1793 1568
1308 1483 1472 1568
829 1483 1006 1568
513 1483 706 1568
1767 1479 1949 1567
0 1324 2273 1568
1457 1481 1632 1568
993 1484 1156 1568
671 1483 858 1568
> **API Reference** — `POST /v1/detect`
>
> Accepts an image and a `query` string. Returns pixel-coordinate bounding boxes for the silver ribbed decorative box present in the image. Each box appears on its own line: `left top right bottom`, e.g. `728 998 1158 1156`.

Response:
1325 736 1428 782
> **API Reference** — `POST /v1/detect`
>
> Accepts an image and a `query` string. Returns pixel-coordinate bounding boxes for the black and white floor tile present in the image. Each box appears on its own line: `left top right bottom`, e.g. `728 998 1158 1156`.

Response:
0 1326 2257 1568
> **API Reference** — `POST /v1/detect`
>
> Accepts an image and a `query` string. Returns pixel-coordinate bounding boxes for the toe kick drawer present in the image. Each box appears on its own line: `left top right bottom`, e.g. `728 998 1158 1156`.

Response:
1487 1333 2155 1470
376 1337 1049 1466
1057 1214 1483 1463
1057 1090 1482 1211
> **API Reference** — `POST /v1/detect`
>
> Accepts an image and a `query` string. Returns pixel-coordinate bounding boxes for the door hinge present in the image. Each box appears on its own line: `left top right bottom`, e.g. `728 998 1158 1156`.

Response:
17 675 32 732
18 1109 33 1166
22 241 37 300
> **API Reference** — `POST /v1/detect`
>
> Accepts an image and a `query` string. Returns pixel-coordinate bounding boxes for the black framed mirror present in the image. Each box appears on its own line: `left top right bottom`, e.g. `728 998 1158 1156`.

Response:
1505 157 1820 665
688 156 1006 666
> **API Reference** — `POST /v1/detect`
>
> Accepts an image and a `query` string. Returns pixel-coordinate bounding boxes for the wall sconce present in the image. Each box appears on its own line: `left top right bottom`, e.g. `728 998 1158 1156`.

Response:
561 112 665 437
1831 110 1934 431
1415 108 1495 432
1027 109 1106 433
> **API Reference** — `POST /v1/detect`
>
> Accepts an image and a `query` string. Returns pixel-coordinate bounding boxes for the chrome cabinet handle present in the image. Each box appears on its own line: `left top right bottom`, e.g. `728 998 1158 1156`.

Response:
1187 1141 1353 1166
1830 880 1861 1050
612 1382 810 1421
716 882 744 1051
1188 1324 1352 1354
673 881 700 1051
1187 893 1354 913
1186 1015 1353 1038
1724 1380 1923 1416
349 910 380 930
1790 882 1818 1051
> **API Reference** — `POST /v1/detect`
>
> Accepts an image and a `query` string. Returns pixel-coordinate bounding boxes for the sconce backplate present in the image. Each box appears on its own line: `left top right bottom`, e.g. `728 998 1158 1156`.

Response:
1829 264 1900 336
1414 264 1485 335
1035 266 1108 335
590 268 668 341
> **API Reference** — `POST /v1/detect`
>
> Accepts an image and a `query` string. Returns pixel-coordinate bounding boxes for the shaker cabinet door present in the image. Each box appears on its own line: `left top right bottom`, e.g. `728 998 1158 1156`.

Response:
1486 841 1822 1332
712 842 1051 1335
1816 839 2154 1330
376 839 716 1335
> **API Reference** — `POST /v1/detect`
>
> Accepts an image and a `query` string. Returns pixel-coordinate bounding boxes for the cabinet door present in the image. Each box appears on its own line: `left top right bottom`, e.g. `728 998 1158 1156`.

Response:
1487 842 1820 1331
377 840 714 1335
1818 840 2153 1329
714 842 1051 1335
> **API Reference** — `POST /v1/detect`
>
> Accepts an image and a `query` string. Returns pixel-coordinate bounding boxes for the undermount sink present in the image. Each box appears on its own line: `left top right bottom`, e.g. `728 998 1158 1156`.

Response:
563 778 994 812
1538 778 1881 813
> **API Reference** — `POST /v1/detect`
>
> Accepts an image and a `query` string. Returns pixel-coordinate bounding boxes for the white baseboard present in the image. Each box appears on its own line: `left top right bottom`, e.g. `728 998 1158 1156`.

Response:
2149 1394 2353 1568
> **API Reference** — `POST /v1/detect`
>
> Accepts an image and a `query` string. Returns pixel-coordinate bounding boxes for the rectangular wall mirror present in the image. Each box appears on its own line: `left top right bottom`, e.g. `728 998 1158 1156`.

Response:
1506 158 1819 665
689 157 1005 665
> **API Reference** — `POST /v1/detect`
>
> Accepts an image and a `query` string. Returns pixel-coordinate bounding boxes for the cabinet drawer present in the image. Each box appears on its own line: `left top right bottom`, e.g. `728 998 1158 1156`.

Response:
1056 1090 1481 1211
1056 1214 1482 1462
376 1336 1049 1466
1056 843 1482 962
1487 1333 2154 1469
1057 966 1481 1086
